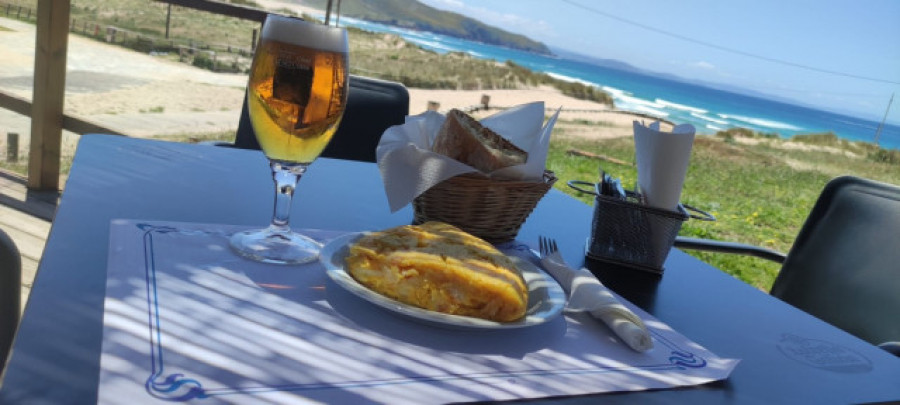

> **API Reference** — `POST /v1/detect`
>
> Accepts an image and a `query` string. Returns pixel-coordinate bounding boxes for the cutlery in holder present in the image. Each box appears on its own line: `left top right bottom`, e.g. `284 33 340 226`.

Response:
568 180 714 274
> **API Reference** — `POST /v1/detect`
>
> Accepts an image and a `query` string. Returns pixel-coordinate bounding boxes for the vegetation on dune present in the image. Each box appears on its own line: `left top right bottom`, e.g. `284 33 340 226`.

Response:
349 31 613 105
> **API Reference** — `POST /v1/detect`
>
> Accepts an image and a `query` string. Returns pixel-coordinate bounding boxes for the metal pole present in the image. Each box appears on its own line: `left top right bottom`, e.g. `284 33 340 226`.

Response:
324 0 333 25
334 0 342 26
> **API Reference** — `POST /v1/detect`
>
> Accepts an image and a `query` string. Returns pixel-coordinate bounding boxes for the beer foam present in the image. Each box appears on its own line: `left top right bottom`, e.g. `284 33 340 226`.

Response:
262 14 347 53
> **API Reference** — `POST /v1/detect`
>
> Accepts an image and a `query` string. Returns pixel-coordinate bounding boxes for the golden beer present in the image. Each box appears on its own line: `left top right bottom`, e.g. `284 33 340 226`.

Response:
248 21 349 163
230 16 350 265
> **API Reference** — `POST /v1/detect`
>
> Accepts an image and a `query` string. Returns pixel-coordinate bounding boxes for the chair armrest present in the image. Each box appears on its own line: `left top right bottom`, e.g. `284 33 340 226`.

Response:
878 342 900 357
674 236 786 264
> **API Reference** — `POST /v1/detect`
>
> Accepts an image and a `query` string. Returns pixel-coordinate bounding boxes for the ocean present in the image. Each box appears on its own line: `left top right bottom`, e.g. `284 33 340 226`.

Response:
341 17 900 151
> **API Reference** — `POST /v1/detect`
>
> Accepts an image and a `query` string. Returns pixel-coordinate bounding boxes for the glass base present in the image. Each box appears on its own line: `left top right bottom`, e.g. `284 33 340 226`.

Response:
229 226 322 265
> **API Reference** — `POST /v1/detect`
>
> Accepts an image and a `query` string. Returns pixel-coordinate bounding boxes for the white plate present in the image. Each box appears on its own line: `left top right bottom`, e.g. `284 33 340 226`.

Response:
320 233 567 330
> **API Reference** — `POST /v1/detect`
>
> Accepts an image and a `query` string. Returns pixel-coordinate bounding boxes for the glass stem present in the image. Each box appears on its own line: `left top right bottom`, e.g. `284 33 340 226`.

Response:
269 161 308 234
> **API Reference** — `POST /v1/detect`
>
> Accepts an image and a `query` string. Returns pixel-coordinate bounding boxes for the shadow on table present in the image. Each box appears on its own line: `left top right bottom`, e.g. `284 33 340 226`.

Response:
585 257 661 313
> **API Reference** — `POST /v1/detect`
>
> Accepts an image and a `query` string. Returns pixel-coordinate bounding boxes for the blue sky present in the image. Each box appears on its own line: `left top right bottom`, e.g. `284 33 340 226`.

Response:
418 0 900 125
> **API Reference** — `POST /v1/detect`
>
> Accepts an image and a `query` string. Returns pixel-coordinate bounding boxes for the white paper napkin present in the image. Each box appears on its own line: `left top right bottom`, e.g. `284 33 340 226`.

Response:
541 259 653 352
633 121 696 210
376 103 559 212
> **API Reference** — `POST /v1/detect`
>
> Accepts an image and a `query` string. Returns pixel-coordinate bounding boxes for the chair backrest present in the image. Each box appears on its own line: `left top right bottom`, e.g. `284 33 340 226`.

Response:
234 75 409 163
0 227 21 372
769 176 900 346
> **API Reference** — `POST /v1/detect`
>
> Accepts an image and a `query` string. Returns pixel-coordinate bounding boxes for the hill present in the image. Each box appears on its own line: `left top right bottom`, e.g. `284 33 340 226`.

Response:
299 0 553 55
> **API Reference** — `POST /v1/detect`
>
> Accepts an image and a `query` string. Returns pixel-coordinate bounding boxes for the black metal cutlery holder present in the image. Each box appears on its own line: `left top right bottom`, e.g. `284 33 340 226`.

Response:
568 180 714 274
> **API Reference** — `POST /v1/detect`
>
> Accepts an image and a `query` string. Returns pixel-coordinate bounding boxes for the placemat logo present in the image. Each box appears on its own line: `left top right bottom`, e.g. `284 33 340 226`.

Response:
777 333 872 373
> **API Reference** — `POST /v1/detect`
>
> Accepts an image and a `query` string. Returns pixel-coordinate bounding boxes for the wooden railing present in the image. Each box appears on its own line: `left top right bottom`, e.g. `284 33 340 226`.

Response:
0 91 127 136
0 0 269 191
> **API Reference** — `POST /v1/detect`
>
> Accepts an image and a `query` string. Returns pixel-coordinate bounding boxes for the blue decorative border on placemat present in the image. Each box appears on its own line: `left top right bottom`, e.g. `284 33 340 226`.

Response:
136 224 709 401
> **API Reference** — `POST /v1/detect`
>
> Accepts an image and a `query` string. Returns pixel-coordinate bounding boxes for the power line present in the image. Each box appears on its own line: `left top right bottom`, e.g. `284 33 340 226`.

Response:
560 0 900 86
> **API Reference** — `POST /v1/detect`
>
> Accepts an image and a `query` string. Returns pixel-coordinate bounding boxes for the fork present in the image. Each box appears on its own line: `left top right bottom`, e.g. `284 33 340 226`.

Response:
538 236 578 296
538 236 565 269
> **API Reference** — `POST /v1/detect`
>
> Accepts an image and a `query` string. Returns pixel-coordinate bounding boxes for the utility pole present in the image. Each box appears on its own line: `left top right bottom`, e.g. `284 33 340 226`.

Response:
874 92 894 146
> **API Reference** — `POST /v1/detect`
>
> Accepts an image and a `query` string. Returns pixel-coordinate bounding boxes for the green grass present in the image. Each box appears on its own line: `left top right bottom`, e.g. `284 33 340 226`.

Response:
547 132 900 291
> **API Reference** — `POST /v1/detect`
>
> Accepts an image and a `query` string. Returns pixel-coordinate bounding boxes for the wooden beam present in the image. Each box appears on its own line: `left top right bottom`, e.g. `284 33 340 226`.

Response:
0 90 126 136
154 0 268 22
28 0 70 191
0 90 30 116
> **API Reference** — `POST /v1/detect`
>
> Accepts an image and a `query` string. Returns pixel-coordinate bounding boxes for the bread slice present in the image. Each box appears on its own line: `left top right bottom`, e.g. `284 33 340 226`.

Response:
345 222 528 322
432 109 528 173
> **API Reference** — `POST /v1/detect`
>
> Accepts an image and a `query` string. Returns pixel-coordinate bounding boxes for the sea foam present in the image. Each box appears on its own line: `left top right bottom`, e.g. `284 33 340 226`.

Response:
691 112 729 125
546 72 600 88
601 86 631 97
721 114 804 131
656 98 708 114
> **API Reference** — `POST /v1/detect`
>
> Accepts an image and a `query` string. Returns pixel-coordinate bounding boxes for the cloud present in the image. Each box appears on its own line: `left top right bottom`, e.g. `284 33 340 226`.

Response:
425 0 465 7
420 0 556 40
692 61 716 70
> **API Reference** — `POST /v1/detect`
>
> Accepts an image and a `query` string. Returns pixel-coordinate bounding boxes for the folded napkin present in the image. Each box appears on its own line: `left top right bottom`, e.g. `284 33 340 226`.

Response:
541 260 653 352
633 121 696 210
375 103 559 212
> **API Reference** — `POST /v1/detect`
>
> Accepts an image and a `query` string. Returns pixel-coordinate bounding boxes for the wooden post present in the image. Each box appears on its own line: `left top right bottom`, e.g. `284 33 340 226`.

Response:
165 3 171 39
480 94 490 110
251 28 257 51
28 0 70 191
7 133 18 163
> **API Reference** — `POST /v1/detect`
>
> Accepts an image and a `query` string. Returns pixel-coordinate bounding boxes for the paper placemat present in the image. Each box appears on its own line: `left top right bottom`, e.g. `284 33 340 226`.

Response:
99 220 738 404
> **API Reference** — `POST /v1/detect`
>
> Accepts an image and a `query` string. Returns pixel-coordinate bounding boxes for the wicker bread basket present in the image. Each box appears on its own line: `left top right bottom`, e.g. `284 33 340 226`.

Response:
412 170 557 243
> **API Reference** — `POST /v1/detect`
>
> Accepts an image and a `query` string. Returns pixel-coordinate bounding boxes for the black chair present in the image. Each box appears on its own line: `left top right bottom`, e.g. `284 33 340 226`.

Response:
0 227 21 372
231 75 409 163
676 176 900 355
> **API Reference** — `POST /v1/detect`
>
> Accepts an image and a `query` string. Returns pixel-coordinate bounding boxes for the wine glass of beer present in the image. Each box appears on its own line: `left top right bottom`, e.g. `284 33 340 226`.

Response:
230 14 349 264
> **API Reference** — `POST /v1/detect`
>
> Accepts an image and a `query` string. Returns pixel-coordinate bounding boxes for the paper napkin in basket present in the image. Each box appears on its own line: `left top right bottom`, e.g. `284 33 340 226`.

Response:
633 121 696 210
541 259 653 352
376 102 559 212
